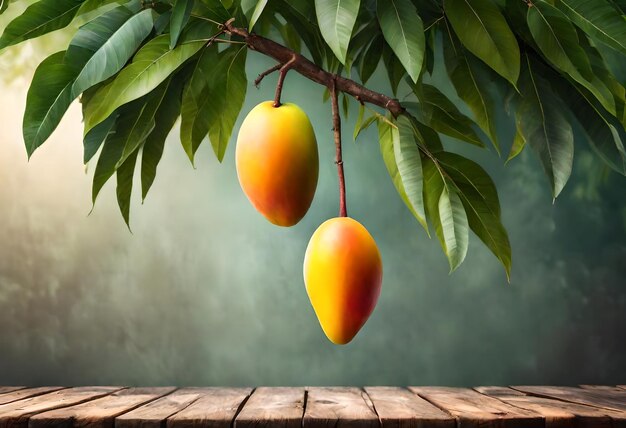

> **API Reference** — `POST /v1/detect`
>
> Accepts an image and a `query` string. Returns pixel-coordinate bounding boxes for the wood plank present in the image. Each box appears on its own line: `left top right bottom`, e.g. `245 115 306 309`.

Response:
29 387 175 428
579 385 625 393
116 388 208 428
477 386 626 428
0 388 65 406
410 387 543 428
166 388 252 428
0 387 121 428
364 387 455 428
303 387 379 428
234 387 304 428
0 388 26 396
514 386 626 412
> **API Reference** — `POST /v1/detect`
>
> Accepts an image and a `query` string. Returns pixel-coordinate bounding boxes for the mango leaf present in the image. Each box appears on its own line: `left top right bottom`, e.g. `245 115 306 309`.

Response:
69 7 155 97
406 85 485 147
377 0 424 83
378 118 428 233
83 112 118 163
435 152 511 278
92 96 158 203
170 0 194 48
249 0 268 30
444 0 520 86
438 186 469 271
443 21 500 152
557 0 626 56
315 0 361 64
76 0 128 17
116 149 139 228
507 117 526 163
142 74 185 200
382 43 406 95
527 1 593 81
359 34 382 84
517 54 574 198
277 0 326 66
0 0 9 15
0 0 82 50
393 114 428 232
195 0 231 22
23 51 77 157
84 35 205 134
116 80 171 168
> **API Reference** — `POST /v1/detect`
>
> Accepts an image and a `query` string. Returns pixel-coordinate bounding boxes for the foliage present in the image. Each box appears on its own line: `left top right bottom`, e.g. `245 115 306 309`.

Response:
1 0 625 277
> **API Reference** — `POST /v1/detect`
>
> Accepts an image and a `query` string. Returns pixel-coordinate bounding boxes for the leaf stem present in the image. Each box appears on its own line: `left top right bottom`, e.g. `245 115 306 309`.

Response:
330 77 347 217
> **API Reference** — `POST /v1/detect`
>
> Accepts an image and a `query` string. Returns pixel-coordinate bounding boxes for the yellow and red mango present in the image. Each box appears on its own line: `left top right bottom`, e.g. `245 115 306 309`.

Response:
303 217 383 344
236 101 319 227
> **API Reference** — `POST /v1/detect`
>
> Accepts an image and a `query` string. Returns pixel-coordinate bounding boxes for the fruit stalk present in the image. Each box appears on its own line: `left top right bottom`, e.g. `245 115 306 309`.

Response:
330 78 347 218
273 55 296 107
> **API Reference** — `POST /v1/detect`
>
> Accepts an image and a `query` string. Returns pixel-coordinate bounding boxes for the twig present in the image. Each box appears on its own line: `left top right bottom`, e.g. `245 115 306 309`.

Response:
273 55 297 107
255 63 282 87
330 77 347 218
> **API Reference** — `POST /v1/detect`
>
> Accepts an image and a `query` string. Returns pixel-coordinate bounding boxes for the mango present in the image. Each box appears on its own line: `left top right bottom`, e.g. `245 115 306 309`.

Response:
236 101 319 226
303 217 383 344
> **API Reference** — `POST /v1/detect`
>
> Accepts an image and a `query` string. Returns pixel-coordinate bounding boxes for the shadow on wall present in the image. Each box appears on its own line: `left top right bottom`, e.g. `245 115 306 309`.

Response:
0 39 625 386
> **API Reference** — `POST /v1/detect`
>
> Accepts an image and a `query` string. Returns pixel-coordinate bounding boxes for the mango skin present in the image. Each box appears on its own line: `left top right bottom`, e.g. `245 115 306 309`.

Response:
236 101 319 226
303 217 383 344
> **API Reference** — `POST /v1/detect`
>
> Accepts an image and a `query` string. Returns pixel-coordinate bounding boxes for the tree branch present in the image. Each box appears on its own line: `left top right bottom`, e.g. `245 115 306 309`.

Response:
330 77 347 217
223 22 405 118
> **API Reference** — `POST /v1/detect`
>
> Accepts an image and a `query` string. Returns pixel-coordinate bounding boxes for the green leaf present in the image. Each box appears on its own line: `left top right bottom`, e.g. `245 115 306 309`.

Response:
84 112 118 163
517 54 574 198
557 0 626 56
358 34 382 84
443 21 500 153
407 85 485 147
393 114 428 232
92 96 157 203
84 35 205 134
527 1 593 81
435 152 511 278
444 0 520 86
23 51 77 157
382 43 406 95
142 74 185 200
76 0 127 17
181 45 247 163
69 7 155 97
376 0 425 83
0 0 82 50
315 0 361 63
116 149 139 228
378 118 428 232
170 0 194 48
506 117 526 163
249 0 268 30
0 0 9 15
195 0 231 22
438 186 469 271
116 80 172 168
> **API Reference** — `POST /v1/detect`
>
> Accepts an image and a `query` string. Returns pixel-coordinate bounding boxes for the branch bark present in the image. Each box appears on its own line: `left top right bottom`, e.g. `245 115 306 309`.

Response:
223 22 405 118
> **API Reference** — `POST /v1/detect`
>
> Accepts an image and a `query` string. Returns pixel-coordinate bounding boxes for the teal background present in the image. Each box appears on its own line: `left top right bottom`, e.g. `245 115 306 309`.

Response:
0 10 625 386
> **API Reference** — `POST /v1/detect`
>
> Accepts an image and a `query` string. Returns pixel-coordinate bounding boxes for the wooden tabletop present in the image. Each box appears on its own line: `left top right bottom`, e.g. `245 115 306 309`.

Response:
0 385 624 427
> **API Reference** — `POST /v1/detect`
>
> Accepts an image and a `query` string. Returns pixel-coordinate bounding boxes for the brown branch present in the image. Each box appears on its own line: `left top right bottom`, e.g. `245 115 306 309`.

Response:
254 63 282 87
223 22 405 118
330 77 347 218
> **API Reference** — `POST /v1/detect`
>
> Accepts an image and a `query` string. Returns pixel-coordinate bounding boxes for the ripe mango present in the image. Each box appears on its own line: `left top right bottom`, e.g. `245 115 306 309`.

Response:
303 217 383 344
236 101 319 226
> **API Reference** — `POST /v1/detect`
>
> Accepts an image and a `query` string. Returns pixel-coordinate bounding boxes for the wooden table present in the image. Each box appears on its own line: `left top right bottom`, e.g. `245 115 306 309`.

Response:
0 385 625 427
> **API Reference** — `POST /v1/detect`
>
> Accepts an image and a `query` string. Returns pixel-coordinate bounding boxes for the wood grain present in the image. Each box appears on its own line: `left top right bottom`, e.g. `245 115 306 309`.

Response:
0 388 26 396
0 387 65 406
166 388 252 428
303 387 379 428
365 387 454 428
29 387 175 428
410 387 543 428
0 387 121 428
234 387 304 428
514 386 626 412
477 386 626 428
116 388 209 428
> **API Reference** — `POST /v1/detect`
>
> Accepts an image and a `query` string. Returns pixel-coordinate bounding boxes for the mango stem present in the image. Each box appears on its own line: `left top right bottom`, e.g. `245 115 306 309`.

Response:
330 77 347 218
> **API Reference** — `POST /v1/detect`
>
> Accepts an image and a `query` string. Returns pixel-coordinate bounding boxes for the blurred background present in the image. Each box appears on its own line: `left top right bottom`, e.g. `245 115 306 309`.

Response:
0 6 625 387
